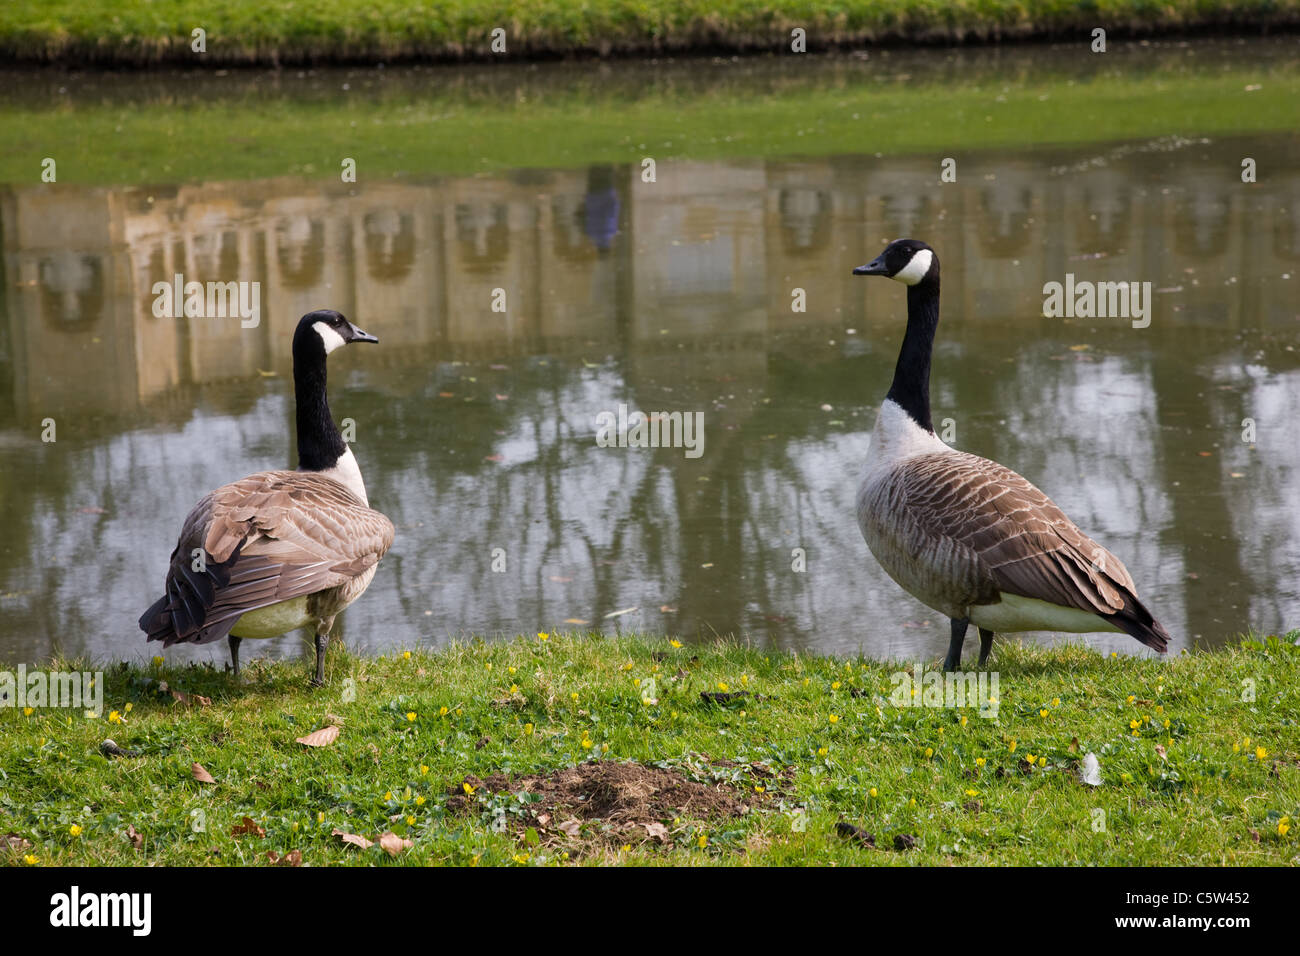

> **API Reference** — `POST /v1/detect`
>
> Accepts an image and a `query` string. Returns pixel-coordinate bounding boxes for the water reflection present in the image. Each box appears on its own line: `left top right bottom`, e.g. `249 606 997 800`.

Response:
1 135 1298 666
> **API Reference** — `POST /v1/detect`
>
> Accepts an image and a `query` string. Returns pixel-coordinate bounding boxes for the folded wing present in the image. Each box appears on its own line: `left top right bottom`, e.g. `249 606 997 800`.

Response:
139 471 395 647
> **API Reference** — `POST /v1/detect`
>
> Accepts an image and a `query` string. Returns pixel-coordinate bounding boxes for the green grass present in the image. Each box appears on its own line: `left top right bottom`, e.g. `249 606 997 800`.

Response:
3 631 1298 866
3 46 1299 185
3 0 1299 65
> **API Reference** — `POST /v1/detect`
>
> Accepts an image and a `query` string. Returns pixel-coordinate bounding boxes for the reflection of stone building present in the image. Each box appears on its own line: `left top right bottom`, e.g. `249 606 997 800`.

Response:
2 153 1297 421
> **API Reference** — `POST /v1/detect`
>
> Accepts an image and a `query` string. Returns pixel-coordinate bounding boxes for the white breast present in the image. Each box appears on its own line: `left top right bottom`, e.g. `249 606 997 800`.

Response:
316 446 369 505
862 398 949 486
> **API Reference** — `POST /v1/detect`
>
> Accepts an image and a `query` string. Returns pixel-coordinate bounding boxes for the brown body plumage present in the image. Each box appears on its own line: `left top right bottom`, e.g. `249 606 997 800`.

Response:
852 239 1169 669
140 309 392 685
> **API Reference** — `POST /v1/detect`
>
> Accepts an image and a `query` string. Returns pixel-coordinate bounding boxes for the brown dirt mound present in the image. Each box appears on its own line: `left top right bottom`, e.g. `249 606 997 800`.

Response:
447 759 786 849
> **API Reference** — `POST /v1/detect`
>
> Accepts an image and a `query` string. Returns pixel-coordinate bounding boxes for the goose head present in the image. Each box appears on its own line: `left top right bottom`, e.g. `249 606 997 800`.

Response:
853 239 937 286
294 309 379 356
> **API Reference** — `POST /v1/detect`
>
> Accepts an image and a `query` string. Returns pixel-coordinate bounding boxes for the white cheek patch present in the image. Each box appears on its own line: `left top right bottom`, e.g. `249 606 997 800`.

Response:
893 249 934 286
313 321 347 354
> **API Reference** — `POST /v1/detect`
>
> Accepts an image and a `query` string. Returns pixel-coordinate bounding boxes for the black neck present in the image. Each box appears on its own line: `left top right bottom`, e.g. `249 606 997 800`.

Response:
292 338 347 471
885 277 939 433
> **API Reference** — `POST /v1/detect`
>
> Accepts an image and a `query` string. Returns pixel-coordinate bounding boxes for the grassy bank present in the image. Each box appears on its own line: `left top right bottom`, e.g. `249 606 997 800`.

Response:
3 0 1299 66
2 44 1298 185
2 632 1298 866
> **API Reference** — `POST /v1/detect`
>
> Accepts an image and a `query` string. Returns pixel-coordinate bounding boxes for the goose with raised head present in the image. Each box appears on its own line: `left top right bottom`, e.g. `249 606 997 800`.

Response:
139 310 395 686
853 239 1169 671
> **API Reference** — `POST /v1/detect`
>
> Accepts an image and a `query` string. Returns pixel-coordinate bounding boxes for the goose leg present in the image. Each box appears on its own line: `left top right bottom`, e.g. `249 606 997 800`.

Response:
310 617 335 688
944 617 969 672
228 635 242 677
978 628 994 667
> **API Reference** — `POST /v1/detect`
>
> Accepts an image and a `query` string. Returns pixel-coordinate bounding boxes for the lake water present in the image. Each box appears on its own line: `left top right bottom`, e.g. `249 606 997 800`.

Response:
2 39 1298 667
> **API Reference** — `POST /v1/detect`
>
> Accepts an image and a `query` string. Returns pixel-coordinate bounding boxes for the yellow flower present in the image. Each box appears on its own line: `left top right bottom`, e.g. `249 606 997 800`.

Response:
152 656 164 667
485 663 492 671
817 746 828 757
621 844 631 852
1278 820 1290 837
868 787 878 797
384 791 393 801
1052 698 1061 707
69 825 82 837
965 789 978 797
1163 718 1170 729
1008 740 1017 753
406 712 417 722
124 703 133 713
1038 757 1047 768
717 682 729 692
439 706 449 716
524 723 534 735
403 650 411 660
23 854 37 865
316 811 325 823
22 707 32 716
832 681 841 690
509 666 517 674
1154 704 1163 714
975 757 986 767
463 782 476 795
755 785 765 793
581 736 593 749
1039 709 1049 718
510 684 519 694
697 833 708 848
670 639 682 649
1129 719 1140 730
416 796 426 806
633 678 640 687
960 715 968 727
740 674 749 686
908 798 916 807
1256 747 1267 760
1025 753 1037 765
292 821 300 832
828 714 840 725
420 764 429 775
406 815 416 826
537 632 549 642
570 692 579 702
513 853 530 864
924 747 934 758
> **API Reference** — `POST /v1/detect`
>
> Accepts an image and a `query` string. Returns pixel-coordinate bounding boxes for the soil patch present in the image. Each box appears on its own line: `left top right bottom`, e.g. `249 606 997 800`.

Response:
447 759 788 850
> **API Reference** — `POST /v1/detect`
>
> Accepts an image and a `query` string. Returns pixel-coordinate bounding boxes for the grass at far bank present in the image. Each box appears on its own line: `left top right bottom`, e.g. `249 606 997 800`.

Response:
3 0 1299 66
2 632 1298 867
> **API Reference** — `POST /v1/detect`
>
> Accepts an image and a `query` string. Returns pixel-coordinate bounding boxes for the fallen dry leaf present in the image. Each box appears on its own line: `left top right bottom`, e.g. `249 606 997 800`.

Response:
267 849 303 867
296 725 341 748
378 832 413 856
231 817 266 838
1154 744 1167 760
126 825 144 850
332 829 373 850
170 688 212 707
3 833 33 852
643 822 669 842
191 762 216 784
556 819 582 837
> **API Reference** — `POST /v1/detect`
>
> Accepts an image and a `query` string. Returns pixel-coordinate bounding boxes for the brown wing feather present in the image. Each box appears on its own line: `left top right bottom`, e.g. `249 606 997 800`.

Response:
896 451 1134 615
140 471 395 646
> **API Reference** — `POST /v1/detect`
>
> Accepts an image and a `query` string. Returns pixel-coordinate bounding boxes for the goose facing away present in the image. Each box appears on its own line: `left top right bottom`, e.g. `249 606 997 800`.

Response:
139 310 395 686
852 239 1169 671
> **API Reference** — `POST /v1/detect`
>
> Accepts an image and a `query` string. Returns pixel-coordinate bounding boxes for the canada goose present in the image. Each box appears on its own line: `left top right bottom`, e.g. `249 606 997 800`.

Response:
853 239 1169 671
139 310 395 686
